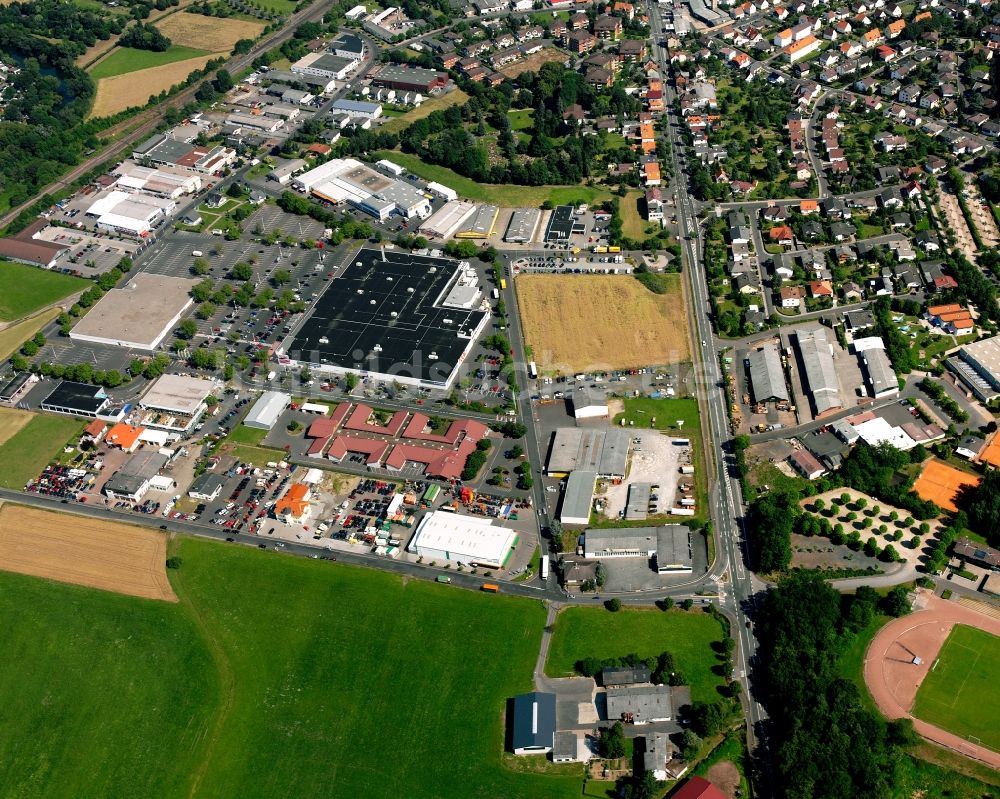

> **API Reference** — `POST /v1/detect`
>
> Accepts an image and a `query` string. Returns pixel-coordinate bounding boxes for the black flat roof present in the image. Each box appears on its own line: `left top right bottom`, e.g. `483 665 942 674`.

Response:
285 248 487 383
40 381 108 413
545 205 575 240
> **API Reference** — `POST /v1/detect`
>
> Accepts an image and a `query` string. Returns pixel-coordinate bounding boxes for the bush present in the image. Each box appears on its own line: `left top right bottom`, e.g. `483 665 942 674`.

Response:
606 598 622 612
165 557 182 570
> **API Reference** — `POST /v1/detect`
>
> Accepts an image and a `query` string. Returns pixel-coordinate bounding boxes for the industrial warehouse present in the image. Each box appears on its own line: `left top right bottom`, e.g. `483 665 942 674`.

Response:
279 248 490 389
68 274 197 351
407 510 520 568
292 158 431 221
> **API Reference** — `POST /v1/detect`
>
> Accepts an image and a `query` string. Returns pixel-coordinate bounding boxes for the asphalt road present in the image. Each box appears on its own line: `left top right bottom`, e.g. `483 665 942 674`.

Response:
650 2 771 772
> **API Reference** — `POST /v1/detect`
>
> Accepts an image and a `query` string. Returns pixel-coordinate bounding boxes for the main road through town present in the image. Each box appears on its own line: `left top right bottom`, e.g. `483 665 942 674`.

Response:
649 2 771 777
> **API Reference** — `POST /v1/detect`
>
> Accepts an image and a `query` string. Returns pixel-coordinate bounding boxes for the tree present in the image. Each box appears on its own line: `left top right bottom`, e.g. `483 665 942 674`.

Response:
880 585 911 618
679 729 702 760
660 597 674 611
287 420 302 433
193 257 210 275
231 261 253 281
748 489 798 573
178 319 198 340
120 22 171 51
607 598 622 612
680 598 693 611
300 367 312 383
598 722 626 758
272 269 292 286
595 561 607 588
344 373 359 392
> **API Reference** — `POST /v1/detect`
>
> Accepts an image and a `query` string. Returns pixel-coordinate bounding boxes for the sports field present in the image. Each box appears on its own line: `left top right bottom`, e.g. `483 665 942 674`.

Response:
912 624 1000 752
0 413 83 489
89 45 211 80
545 606 726 703
517 274 690 374
155 12 264 51
0 261 89 321
0 535 584 798
912 459 981 513
90 52 221 117
0 505 176 601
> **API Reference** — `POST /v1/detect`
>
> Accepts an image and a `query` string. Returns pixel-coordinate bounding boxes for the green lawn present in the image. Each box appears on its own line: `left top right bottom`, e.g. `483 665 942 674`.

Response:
89 45 210 80
0 536 585 798
0 261 89 321
227 424 269 446
912 624 1000 752
225 443 287 466
545 606 726 703
371 150 611 208
613 396 700 434
508 108 535 131
0 414 84 489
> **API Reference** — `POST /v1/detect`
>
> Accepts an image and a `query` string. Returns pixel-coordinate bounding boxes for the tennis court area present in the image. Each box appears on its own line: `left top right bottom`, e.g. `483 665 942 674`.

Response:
912 459 980 513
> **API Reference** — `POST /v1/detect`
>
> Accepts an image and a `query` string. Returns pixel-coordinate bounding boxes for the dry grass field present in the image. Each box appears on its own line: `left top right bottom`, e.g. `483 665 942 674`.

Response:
0 505 176 601
90 52 221 117
500 49 567 77
156 12 264 51
516 274 690 374
0 407 34 446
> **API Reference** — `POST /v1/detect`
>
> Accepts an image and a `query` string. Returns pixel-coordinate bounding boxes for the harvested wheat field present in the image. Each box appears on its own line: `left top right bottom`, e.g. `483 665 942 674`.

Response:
0 407 33 447
156 12 264 51
0 504 176 601
516 274 690 374
90 53 221 117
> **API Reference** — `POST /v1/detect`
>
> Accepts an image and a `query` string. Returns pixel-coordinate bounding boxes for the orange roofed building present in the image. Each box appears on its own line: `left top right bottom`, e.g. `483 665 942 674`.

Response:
275 483 312 523
105 423 145 453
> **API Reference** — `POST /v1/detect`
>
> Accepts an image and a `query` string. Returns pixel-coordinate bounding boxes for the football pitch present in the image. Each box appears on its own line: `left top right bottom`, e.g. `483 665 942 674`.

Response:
0 537 584 799
912 624 1000 753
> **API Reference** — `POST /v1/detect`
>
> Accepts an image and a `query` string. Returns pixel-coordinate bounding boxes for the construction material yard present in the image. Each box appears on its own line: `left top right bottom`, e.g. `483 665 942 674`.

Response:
516 274 690 374
0 504 176 601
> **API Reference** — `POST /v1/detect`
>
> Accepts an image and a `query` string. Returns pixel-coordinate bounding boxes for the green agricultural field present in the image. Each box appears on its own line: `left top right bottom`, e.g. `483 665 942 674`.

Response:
0 537 585 798
544 606 726 703
371 150 611 208
0 261 89 321
912 624 1000 752
89 45 210 79
0 414 84 489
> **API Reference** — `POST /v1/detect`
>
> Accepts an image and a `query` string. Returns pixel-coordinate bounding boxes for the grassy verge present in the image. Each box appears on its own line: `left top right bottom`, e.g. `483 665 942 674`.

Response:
0 414 85 488
544 605 726 703
226 424 269 446
371 150 611 208
0 261 89 321
89 45 211 80
223 443 287 466
621 190 648 239
379 90 469 134
0 307 62 360
0 535 586 798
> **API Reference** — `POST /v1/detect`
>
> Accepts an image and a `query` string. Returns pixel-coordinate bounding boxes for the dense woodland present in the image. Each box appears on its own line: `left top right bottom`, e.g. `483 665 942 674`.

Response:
756 573 915 799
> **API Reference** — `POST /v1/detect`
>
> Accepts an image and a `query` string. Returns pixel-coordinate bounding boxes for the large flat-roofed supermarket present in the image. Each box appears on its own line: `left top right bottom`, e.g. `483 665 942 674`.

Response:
280 248 489 389
69 273 197 351
407 510 519 568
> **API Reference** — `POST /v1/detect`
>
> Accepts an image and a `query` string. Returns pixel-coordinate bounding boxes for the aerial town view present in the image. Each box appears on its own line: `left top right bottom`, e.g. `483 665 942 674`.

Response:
1 0 999 796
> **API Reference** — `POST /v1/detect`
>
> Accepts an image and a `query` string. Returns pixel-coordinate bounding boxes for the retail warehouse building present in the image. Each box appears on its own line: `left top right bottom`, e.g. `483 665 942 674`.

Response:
407 510 519 569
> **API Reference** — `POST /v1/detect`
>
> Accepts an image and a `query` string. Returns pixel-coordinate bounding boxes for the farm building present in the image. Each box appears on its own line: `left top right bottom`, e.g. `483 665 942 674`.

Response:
560 469 596 526
509 692 556 755
69 274 196 351
407 511 519 568
606 685 673 723
671 777 727 799
138 374 219 433
583 525 692 573
603 665 651 687
243 391 291 430
748 345 788 403
571 387 609 419
546 427 630 479
947 335 1000 402
794 327 843 417
40 381 113 419
279 248 489 390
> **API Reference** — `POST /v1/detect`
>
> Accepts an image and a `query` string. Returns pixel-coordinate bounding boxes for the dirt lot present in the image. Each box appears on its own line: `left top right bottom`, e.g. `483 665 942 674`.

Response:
156 12 264 51
0 407 33 447
516 274 690 374
0 504 176 602
939 190 979 261
706 761 741 799
500 49 568 78
90 53 221 117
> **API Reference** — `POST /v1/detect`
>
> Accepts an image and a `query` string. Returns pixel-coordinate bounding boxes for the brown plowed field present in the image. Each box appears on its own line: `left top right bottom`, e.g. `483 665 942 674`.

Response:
0 504 176 602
